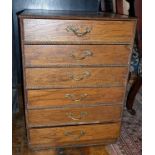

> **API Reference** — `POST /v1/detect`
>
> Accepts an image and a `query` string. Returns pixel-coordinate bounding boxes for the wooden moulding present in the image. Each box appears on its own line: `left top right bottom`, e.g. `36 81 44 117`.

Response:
18 10 136 20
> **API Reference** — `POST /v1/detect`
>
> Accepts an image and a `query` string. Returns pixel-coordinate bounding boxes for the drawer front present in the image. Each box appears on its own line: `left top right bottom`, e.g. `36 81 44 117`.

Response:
28 105 122 127
29 123 121 147
23 19 135 43
27 87 125 108
24 45 131 67
25 67 128 89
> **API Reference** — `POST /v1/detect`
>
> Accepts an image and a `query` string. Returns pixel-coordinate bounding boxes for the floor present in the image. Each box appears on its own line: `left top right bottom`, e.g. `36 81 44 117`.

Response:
13 86 142 155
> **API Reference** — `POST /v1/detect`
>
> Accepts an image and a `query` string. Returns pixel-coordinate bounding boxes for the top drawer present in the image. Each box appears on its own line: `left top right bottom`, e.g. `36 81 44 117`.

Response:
23 19 135 44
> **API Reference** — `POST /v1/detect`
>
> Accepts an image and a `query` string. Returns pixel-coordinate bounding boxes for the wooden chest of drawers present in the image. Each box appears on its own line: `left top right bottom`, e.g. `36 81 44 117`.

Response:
19 10 136 149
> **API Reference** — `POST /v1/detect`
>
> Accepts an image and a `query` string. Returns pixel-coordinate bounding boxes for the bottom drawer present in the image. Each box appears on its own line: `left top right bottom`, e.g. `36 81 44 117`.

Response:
29 122 121 148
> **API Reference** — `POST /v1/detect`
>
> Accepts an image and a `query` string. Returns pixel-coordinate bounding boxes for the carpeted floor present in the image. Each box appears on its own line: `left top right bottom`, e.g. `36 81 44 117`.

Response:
109 87 142 155
13 87 142 155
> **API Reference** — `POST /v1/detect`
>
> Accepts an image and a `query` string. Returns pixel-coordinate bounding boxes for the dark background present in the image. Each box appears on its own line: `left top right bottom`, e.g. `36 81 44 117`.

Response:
12 0 113 112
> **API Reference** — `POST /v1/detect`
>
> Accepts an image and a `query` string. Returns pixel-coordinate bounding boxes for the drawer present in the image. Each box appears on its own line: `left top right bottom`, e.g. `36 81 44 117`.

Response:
25 67 128 89
23 19 135 43
27 105 122 127
29 122 121 147
27 87 125 108
24 45 131 67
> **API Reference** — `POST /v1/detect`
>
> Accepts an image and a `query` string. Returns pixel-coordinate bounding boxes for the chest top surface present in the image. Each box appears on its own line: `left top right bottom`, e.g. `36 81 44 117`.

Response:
19 9 136 20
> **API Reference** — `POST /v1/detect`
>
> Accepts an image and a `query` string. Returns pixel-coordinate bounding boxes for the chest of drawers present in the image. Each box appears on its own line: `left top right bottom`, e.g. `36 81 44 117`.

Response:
19 10 136 149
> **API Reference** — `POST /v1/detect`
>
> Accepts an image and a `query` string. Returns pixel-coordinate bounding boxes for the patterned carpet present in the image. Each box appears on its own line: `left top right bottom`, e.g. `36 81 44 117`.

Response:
13 87 142 155
108 87 142 155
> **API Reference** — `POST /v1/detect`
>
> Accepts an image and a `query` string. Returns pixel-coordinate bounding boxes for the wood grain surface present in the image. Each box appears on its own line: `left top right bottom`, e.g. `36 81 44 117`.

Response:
25 67 128 89
29 123 120 147
27 87 125 108
23 19 135 43
24 45 131 67
19 9 136 20
27 104 122 127
19 10 136 149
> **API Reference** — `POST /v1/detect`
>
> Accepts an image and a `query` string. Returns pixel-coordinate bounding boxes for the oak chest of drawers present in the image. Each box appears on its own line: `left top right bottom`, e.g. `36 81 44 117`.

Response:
19 10 136 149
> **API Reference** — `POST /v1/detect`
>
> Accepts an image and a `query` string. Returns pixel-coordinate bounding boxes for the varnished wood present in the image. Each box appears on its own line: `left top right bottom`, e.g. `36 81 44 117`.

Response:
13 1 101 95
23 19 135 44
29 123 120 148
19 13 31 144
13 114 110 155
19 10 137 149
27 87 125 108
19 9 136 20
24 45 131 67
25 67 128 89
13 113 110 155
27 105 122 127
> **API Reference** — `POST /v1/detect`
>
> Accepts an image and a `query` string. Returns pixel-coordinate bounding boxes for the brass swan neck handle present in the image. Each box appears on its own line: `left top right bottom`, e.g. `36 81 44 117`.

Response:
66 25 92 37
68 71 91 81
70 50 93 60
64 130 85 140
65 93 88 102
66 112 88 121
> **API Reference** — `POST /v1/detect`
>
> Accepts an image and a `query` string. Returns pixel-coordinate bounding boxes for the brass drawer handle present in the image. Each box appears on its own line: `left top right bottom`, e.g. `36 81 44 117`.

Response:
66 112 88 121
70 50 93 60
66 25 92 37
65 93 88 102
64 130 85 140
69 71 91 81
